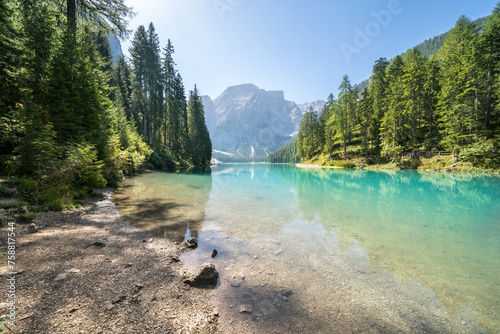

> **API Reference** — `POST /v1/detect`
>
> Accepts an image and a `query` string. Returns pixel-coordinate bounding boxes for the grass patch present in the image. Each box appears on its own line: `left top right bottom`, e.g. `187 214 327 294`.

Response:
16 212 37 224
325 160 357 168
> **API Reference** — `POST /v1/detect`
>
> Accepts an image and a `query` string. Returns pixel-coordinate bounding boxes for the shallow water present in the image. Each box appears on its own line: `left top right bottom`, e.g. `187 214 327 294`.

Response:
112 164 500 333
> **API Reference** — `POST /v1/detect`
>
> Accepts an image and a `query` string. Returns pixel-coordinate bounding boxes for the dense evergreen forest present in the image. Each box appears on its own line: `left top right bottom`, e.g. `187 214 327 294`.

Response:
415 17 488 57
0 0 212 209
295 7 500 171
267 137 300 163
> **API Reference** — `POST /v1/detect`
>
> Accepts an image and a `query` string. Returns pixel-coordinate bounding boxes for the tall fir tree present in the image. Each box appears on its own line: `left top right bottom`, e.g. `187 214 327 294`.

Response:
333 75 355 158
381 56 405 157
112 56 133 120
130 25 148 139
480 3 500 132
298 109 321 160
369 57 389 155
422 56 441 150
162 39 178 154
318 93 335 151
175 73 190 159
402 49 427 157
187 85 212 166
358 87 374 156
146 23 162 146
438 16 483 151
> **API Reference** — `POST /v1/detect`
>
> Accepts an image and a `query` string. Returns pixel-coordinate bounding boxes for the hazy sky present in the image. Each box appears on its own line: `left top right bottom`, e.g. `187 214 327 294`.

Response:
122 0 498 103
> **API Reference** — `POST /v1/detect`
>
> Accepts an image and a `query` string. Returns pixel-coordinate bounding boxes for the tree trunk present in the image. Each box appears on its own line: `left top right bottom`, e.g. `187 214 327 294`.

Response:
343 139 347 159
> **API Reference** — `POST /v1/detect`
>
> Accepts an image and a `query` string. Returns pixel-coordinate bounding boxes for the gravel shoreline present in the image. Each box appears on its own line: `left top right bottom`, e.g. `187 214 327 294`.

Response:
0 189 218 333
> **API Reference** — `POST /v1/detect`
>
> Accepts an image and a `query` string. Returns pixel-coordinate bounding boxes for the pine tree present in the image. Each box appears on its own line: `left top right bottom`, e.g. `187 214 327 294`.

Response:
130 25 148 139
358 87 373 156
175 73 190 159
381 56 405 157
162 39 178 154
112 56 133 120
63 0 132 39
46 28 103 142
146 23 162 146
402 49 427 157
333 75 354 159
19 0 58 106
0 0 18 108
298 109 321 160
438 16 483 151
318 93 335 151
187 85 212 166
422 56 441 150
369 57 389 155
480 3 500 131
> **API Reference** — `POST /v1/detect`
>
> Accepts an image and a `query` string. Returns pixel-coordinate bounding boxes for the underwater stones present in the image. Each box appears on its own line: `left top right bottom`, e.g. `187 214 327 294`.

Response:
239 304 253 313
181 237 198 250
184 263 219 288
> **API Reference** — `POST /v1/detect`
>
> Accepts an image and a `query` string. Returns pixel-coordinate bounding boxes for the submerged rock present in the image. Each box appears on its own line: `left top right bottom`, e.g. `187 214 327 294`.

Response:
181 237 198 250
211 249 218 258
239 304 253 313
184 263 219 288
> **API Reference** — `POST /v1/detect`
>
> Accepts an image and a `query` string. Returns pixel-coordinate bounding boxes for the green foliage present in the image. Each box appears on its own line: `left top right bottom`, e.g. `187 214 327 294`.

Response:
326 160 357 169
16 211 37 224
438 16 484 151
460 140 499 168
297 8 499 171
414 17 487 57
148 150 176 170
330 75 356 158
298 109 321 160
0 183 15 197
268 137 300 163
187 85 212 166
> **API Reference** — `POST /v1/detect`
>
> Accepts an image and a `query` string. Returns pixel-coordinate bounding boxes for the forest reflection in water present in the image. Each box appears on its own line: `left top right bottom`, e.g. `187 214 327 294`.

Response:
113 164 500 333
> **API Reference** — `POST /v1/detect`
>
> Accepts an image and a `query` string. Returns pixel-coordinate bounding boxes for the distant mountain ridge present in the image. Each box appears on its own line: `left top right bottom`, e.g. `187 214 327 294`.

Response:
202 84 325 161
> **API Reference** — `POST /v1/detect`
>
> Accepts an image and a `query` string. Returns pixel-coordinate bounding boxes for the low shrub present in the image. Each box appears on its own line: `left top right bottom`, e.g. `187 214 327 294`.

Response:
149 150 176 170
328 160 357 168
460 140 499 169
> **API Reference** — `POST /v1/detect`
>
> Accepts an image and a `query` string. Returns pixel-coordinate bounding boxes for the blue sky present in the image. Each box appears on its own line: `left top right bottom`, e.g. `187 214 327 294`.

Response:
123 0 498 103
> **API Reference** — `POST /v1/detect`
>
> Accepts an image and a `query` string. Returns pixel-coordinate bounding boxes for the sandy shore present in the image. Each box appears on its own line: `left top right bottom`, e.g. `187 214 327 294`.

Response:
0 190 218 333
296 163 342 169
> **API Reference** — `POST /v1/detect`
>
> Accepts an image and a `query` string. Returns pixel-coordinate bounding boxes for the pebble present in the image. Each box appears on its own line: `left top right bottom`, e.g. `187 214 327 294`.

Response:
239 304 253 313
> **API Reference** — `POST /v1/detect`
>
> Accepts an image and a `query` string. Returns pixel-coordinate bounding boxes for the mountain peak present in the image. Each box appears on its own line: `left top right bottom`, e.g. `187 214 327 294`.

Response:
203 84 324 161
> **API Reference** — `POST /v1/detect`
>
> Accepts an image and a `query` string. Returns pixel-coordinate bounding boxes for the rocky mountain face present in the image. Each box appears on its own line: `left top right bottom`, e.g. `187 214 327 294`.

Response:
203 84 325 159
108 35 124 64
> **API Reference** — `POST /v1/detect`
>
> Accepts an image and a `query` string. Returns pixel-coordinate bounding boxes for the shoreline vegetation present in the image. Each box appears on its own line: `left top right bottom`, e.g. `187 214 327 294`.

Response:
296 154 500 174
0 0 212 212
272 6 500 174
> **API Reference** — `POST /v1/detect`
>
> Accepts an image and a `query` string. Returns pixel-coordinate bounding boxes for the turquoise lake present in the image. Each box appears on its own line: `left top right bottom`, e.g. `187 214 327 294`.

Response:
113 164 500 333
